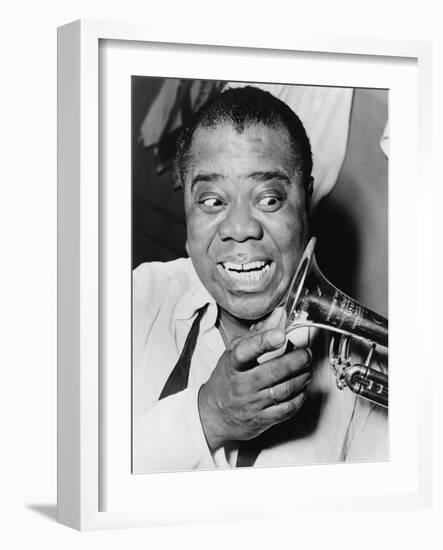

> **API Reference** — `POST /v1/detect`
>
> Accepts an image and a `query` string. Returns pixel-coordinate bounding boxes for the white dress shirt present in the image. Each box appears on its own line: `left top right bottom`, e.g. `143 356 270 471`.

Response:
133 258 388 473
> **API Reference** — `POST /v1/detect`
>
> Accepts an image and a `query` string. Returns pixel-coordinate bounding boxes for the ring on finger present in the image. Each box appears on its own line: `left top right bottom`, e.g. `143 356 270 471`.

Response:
269 386 279 405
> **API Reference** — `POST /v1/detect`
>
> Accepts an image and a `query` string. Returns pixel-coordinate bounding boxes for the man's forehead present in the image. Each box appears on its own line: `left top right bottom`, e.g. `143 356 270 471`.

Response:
186 121 295 172
191 121 291 145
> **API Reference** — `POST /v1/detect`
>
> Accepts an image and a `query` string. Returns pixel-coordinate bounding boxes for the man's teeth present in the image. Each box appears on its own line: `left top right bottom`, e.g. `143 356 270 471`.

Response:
223 260 268 272
221 261 271 281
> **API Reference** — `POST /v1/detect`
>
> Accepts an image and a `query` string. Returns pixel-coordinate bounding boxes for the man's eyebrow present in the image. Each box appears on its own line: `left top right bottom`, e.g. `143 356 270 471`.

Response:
247 171 290 183
190 172 224 190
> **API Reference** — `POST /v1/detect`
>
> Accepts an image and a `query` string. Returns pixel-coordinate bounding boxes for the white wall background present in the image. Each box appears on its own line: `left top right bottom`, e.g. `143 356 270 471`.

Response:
0 1 441 548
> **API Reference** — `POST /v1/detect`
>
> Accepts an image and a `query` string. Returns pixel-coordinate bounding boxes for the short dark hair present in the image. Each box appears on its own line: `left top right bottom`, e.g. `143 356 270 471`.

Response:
175 85 313 188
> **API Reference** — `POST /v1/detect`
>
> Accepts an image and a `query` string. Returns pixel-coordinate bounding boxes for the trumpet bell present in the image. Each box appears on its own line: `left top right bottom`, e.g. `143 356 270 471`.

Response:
285 237 388 348
285 237 388 407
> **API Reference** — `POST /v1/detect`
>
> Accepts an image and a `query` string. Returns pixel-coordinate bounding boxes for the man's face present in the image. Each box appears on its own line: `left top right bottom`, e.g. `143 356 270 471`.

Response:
184 122 309 321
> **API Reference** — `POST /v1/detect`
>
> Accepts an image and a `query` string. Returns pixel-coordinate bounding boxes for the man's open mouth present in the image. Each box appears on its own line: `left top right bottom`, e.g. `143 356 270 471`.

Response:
220 260 272 282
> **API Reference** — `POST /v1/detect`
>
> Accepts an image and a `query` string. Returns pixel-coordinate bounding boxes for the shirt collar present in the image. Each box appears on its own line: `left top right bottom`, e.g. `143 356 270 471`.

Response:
174 259 218 327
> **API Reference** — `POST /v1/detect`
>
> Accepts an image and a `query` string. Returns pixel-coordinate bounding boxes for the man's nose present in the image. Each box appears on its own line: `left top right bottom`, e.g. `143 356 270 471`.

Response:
217 200 263 242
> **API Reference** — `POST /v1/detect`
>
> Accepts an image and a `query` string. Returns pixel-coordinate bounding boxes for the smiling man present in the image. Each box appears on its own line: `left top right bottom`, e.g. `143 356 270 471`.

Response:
133 86 388 472
184 122 309 322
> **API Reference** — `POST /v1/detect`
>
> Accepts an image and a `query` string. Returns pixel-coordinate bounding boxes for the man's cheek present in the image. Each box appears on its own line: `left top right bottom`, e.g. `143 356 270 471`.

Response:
281 220 306 250
186 223 203 250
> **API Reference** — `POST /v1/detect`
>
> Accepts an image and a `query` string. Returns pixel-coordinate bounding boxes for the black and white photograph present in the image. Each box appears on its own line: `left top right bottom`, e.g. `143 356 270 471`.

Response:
2 0 438 542
131 78 389 473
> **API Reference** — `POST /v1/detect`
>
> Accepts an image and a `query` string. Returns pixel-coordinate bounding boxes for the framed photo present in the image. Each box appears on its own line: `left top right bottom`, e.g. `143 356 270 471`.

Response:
57 19 433 530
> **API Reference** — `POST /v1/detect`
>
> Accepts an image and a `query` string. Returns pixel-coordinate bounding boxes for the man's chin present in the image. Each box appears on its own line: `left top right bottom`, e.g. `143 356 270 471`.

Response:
221 297 276 323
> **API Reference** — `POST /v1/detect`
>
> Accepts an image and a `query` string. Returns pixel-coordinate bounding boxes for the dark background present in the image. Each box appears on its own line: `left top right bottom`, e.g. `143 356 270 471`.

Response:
132 77 388 317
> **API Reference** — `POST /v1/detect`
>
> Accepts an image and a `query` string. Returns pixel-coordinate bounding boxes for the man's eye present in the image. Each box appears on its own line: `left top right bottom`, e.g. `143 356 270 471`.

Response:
256 196 282 210
198 197 225 210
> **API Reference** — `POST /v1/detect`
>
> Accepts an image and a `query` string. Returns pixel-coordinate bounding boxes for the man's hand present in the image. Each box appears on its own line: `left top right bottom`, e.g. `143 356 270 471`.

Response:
198 328 312 451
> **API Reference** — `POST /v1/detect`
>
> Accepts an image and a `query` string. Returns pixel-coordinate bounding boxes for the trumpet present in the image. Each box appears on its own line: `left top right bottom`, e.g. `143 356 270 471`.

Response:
284 237 388 408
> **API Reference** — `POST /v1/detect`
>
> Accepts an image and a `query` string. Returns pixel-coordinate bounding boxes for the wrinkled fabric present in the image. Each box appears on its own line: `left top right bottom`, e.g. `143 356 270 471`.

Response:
140 79 224 148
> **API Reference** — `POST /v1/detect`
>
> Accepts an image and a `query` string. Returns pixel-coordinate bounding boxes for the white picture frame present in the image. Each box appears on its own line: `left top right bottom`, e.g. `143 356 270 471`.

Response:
57 19 433 530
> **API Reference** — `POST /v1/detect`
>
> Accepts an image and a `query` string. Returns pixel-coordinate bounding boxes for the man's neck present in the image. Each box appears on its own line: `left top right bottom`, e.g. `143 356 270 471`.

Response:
217 308 259 345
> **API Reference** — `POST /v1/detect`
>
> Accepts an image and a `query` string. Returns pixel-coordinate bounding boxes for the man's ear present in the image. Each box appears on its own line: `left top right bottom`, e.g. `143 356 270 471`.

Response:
306 176 314 212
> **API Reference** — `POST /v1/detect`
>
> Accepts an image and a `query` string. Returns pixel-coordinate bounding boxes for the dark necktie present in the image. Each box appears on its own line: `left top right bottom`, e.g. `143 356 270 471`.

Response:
158 304 208 400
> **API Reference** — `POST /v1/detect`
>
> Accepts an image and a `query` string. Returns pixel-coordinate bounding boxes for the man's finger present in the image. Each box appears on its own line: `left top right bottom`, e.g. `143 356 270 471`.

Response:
261 372 312 406
258 392 307 424
252 348 312 389
232 329 286 369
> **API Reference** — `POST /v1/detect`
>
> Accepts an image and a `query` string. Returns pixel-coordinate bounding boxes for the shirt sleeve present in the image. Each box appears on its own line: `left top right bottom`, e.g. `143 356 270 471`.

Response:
133 385 217 473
